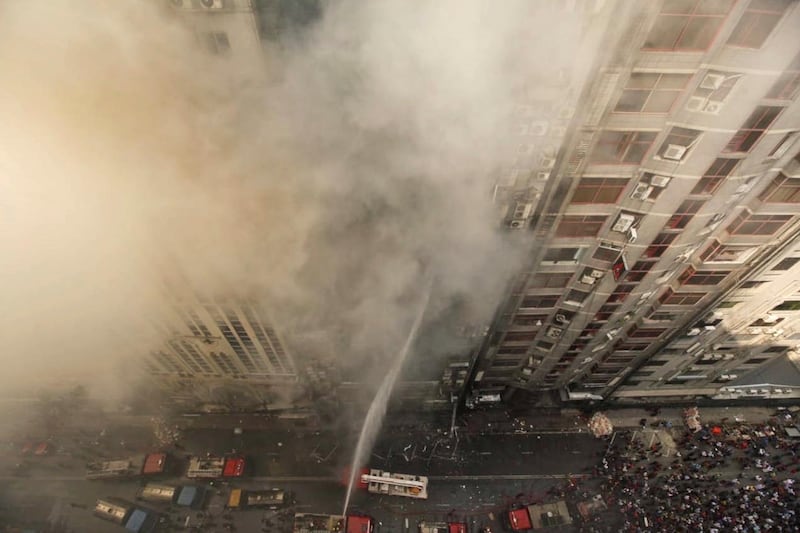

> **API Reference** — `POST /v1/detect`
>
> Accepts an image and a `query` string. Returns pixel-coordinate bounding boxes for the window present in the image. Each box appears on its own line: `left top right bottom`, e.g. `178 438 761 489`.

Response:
203 31 231 54
726 212 791 235
497 346 528 355
750 317 785 327
594 304 619 321
530 273 573 289
626 260 656 282
724 106 782 152
521 295 559 308
648 311 679 321
700 240 756 262
658 127 702 161
660 289 704 305
727 0 792 49
678 266 731 285
593 242 623 262
614 73 691 113
744 357 769 365
513 314 548 326
629 328 667 339
764 345 788 353
691 158 739 195
504 331 538 342
666 199 706 229
591 131 657 164
542 247 582 264
717 300 741 308
556 215 607 237
608 284 636 303
644 232 678 258
570 178 629 203
643 359 669 367
772 257 800 270
759 174 800 203
767 132 800 159
773 300 800 311
643 0 733 51
565 289 591 305
740 280 766 288
491 359 521 368
768 52 800 100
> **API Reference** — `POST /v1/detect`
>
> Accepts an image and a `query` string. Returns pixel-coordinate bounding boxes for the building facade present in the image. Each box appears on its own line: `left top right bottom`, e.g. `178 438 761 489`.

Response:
470 0 800 406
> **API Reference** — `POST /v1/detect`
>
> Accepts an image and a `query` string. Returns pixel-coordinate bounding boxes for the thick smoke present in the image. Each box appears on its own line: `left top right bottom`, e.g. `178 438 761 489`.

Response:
0 0 592 401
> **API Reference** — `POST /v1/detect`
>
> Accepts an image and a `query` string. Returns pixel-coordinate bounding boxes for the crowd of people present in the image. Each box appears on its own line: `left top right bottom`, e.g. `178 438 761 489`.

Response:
573 414 800 532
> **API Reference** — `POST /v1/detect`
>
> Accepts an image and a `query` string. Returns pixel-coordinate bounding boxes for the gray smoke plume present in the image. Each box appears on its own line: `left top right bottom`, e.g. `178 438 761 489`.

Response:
0 0 600 403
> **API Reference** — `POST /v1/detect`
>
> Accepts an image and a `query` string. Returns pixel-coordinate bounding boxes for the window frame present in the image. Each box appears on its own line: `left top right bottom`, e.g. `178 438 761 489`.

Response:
726 0 792 50
570 177 630 204
642 0 733 52
590 131 657 165
614 72 691 114
555 215 608 238
724 106 783 153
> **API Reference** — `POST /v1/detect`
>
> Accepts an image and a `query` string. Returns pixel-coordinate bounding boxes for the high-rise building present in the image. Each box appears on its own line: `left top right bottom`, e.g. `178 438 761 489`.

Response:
469 0 800 406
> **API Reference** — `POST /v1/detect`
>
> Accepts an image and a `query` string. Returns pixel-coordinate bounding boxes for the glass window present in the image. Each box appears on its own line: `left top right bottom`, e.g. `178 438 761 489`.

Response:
660 288 704 305
556 216 607 237
771 257 800 270
615 73 691 113
691 158 739 195
520 295 560 308
643 0 734 51
726 212 791 235
644 232 678 258
678 266 731 285
727 0 792 49
724 106 783 153
667 199 706 229
542 247 582 263
590 131 657 164
768 52 800 100
530 273 573 289
570 178 629 204
773 300 800 311
759 174 800 203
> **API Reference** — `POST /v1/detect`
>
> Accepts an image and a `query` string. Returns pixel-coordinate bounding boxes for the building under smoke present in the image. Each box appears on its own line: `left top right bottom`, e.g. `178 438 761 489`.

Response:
468 0 800 407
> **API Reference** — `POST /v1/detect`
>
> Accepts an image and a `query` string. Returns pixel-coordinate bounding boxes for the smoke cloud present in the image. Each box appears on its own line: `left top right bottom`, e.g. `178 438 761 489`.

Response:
0 0 595 401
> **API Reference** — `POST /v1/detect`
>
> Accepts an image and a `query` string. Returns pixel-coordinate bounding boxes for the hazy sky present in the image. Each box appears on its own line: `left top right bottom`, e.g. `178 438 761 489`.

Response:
0 0 599 400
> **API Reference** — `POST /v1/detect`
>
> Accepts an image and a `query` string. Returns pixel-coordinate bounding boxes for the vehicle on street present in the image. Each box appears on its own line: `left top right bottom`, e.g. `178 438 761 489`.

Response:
86 452 171 480
292 513 374 533
418 521 467 533
227 487 286 510
506 501 572 531
362 469 428 499
186 454 246 479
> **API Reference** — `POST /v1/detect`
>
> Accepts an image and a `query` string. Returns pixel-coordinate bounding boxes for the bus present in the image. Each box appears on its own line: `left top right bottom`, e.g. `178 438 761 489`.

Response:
362 469 428 499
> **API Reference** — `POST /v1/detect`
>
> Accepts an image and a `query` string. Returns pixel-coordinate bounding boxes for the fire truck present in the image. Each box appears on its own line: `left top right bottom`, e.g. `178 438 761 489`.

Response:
186 455 246 479
86 453 170 480
362 469 428 499
506 501 572 530
418 521 467 533
293 513 375 533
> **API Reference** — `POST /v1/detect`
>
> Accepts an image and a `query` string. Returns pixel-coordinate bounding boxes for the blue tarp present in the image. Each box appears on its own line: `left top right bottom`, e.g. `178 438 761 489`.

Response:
177 486 198 507
125 509 148 532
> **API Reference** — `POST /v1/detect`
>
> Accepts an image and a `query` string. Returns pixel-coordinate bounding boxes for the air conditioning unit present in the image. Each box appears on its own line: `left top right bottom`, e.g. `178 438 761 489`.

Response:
649 175 671 187
536 171 550 181
529 122 548 136
612 213 635 232
509 219 526 229
662 144 688 161
512 202 533 219
630 183 653 200
687 328 702 337
704 101 723 114
701 73 725 91
540 156 556 168
686 96 706 112
581 275 598 285
628 227 638 243
199 0 224 8
546 327 564 339
590 269 605 279
555 313 570 324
